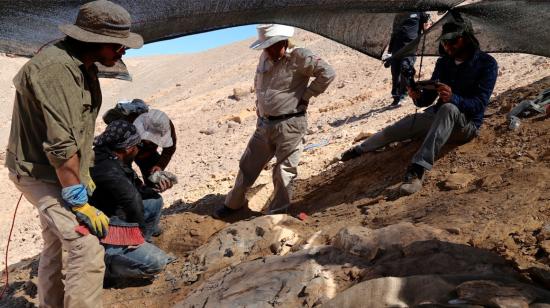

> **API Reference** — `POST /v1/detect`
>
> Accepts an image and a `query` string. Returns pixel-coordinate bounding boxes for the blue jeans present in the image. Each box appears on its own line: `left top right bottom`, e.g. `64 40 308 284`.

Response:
143 197 163 241
104 242 171 279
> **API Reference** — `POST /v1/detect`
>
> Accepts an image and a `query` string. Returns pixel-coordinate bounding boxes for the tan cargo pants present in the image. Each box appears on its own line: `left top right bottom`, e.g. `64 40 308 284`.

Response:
225 115 307 213
9 173 104 308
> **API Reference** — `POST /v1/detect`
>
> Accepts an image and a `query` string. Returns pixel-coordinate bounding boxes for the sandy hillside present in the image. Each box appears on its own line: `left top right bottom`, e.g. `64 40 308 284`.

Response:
0 29 549 307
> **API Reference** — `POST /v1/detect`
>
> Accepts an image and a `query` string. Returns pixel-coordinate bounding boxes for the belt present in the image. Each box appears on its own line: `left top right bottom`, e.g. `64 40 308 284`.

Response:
265 111 305 121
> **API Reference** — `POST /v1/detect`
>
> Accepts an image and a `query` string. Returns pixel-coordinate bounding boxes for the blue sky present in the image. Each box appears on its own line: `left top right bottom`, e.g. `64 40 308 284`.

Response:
126 25 257 57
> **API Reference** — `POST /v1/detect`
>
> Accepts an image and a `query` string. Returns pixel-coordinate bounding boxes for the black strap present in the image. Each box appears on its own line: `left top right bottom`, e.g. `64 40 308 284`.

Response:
266 111 306 121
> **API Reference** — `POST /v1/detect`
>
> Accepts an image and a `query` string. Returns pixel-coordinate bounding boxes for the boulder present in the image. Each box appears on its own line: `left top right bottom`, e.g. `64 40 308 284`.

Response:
480 173 503 189
442 173 476 190
178 247 343 308
528 267 550 290
226 115 242 124
362 240 522 281
223 109 255 125
231 87 252 101
456 280 540 307
537 224 550 241
322 275 550 308
353 131 373 143
186 215 303 275
321 275 456 308
198 127 216 135
332 223 450 261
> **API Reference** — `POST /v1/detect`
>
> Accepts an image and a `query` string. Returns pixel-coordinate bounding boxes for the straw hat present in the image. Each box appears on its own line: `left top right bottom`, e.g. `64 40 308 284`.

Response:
59 0 143 49
250 24 295 50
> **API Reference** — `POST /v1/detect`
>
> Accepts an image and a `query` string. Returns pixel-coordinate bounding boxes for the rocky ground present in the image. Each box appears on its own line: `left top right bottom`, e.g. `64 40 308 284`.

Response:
0 30 549 307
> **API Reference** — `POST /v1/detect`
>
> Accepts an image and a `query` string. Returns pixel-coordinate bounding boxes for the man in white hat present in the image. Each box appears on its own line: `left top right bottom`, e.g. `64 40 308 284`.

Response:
133 109 177 191
215 24 336 218
5 1 142 306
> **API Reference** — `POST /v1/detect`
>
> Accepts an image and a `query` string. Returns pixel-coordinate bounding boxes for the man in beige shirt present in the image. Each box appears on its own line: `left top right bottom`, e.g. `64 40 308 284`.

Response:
6 1 142 306
215 24 335 218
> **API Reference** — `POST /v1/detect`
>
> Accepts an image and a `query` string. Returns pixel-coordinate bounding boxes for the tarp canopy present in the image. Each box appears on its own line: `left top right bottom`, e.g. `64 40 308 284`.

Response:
1 1 548 62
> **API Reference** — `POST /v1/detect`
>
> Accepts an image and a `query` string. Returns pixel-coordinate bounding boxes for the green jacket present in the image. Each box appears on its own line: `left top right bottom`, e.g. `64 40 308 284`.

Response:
5 41 102 187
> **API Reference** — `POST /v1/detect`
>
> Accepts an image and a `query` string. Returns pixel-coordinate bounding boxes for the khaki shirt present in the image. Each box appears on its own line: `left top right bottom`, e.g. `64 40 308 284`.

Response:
255 47 335 117
5 41 102 187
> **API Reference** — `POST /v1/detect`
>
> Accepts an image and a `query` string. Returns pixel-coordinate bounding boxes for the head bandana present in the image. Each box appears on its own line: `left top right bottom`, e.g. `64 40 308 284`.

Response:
94 120 141 150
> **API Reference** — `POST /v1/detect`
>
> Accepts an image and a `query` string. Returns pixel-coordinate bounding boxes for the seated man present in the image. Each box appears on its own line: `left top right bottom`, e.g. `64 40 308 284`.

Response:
103 101 177 190
341 16 498 195
90 120 172 281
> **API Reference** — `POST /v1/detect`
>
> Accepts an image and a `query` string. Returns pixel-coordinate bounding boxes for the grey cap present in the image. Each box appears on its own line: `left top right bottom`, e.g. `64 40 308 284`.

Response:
134 109 173 148
59 0 143 48
438 16 474 41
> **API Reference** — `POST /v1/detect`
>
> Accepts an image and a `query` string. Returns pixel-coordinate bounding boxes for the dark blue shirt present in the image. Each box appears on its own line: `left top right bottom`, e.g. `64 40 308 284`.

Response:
415 49 498 128
388 12 430 53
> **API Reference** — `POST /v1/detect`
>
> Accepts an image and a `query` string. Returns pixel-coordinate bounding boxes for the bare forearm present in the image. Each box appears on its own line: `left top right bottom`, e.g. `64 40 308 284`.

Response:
55 154 81 188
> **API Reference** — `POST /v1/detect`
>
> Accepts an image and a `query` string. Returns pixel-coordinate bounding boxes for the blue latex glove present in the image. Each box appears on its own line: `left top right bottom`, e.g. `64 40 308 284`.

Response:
61 184 88 207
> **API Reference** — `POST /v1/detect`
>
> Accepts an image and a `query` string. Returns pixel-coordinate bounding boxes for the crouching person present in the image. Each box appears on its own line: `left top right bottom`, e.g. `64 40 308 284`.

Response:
90 120 172 281
103 100 177 191
340 15 498 195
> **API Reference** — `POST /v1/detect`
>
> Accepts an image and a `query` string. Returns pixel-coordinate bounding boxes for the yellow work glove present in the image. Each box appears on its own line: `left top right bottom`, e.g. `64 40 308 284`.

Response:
72 203 109 238
87 177 96 193
85 170 96 193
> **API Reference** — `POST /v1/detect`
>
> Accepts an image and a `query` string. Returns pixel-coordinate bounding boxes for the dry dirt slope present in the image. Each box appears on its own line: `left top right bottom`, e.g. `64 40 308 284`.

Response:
0 30 549 307
2 76 548 308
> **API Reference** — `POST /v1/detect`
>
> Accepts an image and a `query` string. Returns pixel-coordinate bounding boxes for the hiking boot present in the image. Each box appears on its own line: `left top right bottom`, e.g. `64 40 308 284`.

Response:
399 164 426 195
390 97 403 107
152 226 163 237
213 205 240 219
340 147 363 161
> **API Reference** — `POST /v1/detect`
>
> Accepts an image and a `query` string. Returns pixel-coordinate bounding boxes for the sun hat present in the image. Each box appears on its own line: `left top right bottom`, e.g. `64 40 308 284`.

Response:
59 0 143 49
134 109 173 148
250 24 295 50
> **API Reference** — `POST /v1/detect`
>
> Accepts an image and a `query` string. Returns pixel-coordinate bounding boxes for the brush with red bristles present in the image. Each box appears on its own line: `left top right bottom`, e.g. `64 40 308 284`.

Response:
75 216 145 246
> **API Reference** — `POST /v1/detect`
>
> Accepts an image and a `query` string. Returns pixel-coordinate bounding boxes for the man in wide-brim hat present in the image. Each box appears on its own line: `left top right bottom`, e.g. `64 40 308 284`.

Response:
214 24 336 218
6 1 142 306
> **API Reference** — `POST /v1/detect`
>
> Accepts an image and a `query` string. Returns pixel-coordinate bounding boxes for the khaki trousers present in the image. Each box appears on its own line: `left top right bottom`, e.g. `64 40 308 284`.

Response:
9 173 104 308
225 115 307 213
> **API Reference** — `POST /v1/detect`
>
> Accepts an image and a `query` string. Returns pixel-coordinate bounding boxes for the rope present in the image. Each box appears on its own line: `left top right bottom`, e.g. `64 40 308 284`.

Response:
410 30 428 130
0 193 23 300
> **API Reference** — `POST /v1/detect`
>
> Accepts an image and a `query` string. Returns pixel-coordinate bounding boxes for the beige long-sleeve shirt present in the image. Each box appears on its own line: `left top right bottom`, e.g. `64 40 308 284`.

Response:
255 47 336 117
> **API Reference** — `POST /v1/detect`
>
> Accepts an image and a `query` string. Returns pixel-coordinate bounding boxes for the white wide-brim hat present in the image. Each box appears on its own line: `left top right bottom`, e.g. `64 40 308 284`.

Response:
134 109 173 148
250 24 295 50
